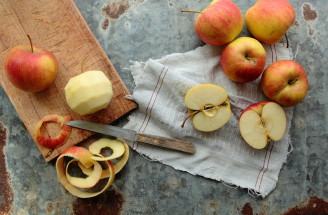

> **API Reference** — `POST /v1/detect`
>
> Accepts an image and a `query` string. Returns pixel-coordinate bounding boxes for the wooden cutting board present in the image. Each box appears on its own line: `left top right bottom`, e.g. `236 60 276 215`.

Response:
0 0 137 162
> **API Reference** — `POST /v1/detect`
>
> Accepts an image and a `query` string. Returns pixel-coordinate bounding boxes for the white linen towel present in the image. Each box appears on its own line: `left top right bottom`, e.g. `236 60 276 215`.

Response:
124 43 293 198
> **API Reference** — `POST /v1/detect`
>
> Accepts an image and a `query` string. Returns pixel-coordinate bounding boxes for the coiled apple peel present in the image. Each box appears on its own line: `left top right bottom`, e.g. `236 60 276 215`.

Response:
34 114 72 149
56 138 129 198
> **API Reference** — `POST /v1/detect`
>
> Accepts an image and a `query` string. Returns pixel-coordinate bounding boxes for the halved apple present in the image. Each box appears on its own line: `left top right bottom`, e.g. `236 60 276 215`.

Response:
239 101 287 149
182 84 232 132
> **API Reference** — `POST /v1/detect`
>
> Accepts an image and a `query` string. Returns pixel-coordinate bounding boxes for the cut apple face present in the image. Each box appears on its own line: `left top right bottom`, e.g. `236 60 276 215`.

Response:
239 101 287 149
182 84 232 132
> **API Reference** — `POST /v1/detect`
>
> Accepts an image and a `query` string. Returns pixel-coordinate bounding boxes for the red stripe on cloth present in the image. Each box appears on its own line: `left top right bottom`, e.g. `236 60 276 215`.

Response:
142 67 169 133
254 144 270 190
135 66 169 150
133 66 166 149
258 142 275 192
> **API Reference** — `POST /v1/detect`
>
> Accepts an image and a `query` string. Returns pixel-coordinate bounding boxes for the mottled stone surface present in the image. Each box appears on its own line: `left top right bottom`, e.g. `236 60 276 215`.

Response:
0 0 327 214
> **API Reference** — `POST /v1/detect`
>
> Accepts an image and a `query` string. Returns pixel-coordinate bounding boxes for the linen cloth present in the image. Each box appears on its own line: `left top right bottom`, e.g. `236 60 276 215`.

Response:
124 43 293 198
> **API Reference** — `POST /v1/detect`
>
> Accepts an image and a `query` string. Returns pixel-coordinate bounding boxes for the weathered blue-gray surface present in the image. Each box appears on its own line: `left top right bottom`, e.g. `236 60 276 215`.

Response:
0 0 327 214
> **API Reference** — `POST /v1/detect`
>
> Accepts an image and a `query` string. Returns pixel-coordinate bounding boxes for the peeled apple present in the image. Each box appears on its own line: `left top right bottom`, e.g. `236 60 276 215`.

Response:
65 71 113 115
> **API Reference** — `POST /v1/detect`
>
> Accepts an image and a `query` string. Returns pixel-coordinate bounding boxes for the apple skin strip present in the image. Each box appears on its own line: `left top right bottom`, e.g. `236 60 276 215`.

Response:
66 159 102 188
89 138 125 161
78 142 129 177
56 138 129 198
56 146 115 198
35 115 72 149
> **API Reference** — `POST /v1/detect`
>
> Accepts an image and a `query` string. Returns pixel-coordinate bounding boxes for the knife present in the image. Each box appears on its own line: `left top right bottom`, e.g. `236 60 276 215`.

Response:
66 120 196 154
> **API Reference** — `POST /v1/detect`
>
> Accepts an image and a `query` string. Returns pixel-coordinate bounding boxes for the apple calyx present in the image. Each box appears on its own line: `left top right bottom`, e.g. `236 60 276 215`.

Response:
245 56 256 64
288 78 297 85
26 35 34 53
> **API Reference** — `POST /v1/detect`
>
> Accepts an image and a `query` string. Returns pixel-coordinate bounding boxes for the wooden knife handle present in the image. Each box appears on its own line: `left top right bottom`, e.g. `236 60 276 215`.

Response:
135 133 196 154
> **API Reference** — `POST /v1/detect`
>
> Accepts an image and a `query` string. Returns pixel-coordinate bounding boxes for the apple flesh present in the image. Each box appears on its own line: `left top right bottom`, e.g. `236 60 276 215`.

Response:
245 0 295 44
261 60 308 107
183 0 243 46
183 84 231 132
4 36 58 92
239 101 287 149
65 70 113 115
220 37 266 83
88 138 125 161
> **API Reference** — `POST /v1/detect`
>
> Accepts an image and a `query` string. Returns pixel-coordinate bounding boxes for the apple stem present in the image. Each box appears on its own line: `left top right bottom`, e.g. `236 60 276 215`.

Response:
284 33 289 48
181 110 199 128
27 35 34 53
181 9 202 14
81 57 88 73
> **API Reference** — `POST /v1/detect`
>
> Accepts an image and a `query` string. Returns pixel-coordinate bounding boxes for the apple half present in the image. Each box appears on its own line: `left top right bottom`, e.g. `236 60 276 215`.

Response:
239 101 287 149
182 84 232 132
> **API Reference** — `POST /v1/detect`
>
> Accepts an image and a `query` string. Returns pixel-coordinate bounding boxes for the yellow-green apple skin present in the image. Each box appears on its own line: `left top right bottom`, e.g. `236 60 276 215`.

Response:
4 45 58 92
245 0 295 44
261 60 308 107
220 37 266 83
195 0 243 46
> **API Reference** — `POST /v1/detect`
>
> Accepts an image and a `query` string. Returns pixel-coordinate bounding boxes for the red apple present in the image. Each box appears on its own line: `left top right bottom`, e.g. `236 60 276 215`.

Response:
182 0 243 46
261 60 308 107
245 0 295 44
220 37 266 83
4 35 58 92
239 101 287 149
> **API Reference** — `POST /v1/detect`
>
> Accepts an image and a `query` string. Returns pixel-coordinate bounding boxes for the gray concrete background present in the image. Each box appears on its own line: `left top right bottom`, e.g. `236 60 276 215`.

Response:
0 0 327 214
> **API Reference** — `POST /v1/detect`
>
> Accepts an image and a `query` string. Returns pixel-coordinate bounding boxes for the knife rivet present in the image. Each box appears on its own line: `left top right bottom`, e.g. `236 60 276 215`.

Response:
140 136 145 141
153 139 158 144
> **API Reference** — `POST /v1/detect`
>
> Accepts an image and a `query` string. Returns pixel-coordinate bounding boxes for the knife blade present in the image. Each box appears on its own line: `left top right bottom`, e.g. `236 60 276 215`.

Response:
66 120 195 154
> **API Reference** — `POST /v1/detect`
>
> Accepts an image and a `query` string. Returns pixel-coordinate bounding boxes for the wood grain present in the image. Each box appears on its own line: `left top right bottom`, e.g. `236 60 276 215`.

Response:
135 133 196 154
0 0 137 162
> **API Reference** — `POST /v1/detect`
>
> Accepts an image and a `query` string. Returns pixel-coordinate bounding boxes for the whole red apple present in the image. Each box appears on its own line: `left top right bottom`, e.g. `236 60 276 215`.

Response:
4 36 58 92
245 0 295 44
182 0 243 46
261 60 308 107
220 37 266 83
